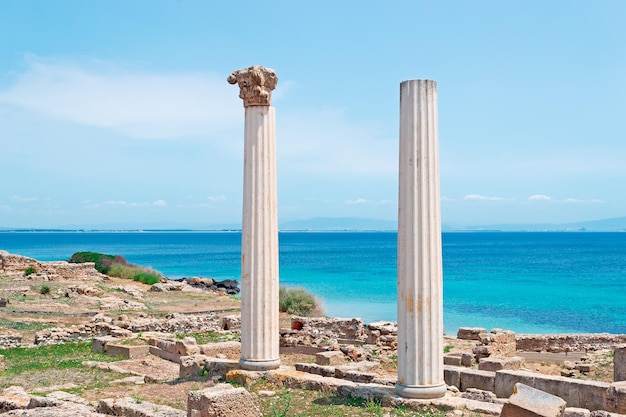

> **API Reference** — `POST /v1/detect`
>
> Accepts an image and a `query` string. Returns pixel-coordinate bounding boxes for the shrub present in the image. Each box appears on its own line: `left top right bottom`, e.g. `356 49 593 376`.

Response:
24 266 37 276
132 272 161 285
40 285 50 295
69 251 163 285
68 252 117 274
279 286 324 317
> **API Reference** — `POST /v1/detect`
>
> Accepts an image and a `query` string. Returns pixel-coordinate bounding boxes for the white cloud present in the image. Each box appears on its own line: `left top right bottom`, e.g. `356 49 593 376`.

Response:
0 57 241 139
345 198 368 205
85 199 167 209
563 198 605 204
528 194 552 201
10 195 39 203
0 204 11 211
207 195 226 202
463 194 510 201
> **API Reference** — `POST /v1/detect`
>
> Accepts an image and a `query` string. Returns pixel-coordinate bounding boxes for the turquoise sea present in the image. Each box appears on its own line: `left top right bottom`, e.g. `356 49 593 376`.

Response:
1 231 625 335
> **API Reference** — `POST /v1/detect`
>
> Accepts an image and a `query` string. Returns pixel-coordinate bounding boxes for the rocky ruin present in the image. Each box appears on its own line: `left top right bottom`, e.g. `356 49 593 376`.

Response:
0 250 108 282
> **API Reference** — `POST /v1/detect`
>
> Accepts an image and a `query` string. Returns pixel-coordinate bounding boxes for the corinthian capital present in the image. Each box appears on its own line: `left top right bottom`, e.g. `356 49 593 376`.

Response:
228 65 278 107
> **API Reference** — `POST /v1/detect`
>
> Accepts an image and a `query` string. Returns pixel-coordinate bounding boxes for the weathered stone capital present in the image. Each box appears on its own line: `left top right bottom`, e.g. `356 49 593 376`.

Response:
228 65 278 107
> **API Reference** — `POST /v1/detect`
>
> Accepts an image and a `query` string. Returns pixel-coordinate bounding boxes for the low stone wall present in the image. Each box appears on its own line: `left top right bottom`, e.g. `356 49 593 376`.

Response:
443 365 626 413
516 334 626 353
282 317 366 350
290 317 366 341
0 333 23 350
366 321 397 350
34 313 222 346
0 250 107 282
473 329 516 359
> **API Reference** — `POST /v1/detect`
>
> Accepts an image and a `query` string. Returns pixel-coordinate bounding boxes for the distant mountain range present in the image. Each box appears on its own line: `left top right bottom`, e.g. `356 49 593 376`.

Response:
444 216 626 232
2 216 626 232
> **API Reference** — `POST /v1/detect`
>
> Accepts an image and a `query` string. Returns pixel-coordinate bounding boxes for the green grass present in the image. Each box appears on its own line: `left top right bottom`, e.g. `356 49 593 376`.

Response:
0 318 53 332
175 331 239 344
279 286 323 316
253 380 448 417
24 266 37 276
1 341 117 376
1 340 128 393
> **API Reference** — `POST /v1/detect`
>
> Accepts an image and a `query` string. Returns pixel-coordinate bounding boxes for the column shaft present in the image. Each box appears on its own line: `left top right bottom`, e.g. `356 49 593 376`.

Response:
396 80 446 399
239 106 280 370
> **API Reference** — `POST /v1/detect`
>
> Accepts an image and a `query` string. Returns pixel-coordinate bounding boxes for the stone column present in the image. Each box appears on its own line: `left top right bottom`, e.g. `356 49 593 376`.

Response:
396 79 446 399
228 66 280 371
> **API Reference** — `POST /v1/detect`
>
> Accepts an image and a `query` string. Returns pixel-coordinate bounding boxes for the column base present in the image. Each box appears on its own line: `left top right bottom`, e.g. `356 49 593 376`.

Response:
239 358 281 371
395 382 447 399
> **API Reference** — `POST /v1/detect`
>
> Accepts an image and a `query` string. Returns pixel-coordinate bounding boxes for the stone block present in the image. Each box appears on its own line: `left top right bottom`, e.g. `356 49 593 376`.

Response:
607 381 626 413
97 397 185 417
457 327 488 340
343 371 376 383
533 374 580 407
444 353 462 366
149 346 182 364
462 352 475 367
200 341 241 360
104 343 149 359
501 383 566 417
187 383 262 417
575 379 610 412
366 329 380 345
495 370 537 398
92 336 118 353
444 365 461 389
179 355 238 379
316 351 345 366
478 356 524 372
149 338 177 353
0 386 31 412
565 408 591 417
575 363 594 373
0 355 4 372
615 346 626 382
459 368 495 393
175 337 199 355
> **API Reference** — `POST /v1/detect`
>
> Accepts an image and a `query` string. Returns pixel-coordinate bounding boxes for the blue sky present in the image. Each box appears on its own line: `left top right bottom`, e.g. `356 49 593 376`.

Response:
1 1 625 228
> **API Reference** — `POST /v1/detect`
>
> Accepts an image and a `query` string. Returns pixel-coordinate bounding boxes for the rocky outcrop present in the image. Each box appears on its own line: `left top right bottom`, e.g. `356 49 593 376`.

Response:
150 278 239 294
0 250 107 282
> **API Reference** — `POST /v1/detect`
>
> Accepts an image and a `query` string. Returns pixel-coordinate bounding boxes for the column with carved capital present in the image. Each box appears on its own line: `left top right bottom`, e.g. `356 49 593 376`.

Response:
396 80 446 399
228 66 280 371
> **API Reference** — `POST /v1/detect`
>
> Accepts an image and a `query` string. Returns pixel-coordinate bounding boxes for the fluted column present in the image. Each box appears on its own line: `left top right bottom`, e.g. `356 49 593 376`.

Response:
396 80 446 399
228 66 280 371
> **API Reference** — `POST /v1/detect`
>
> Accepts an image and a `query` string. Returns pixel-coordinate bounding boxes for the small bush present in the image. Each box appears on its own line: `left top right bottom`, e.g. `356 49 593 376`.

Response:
40 285 50 295
279 286 324 317
24 266 37 276
69 251 163 285
68 252 117 274
133 272 161 285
